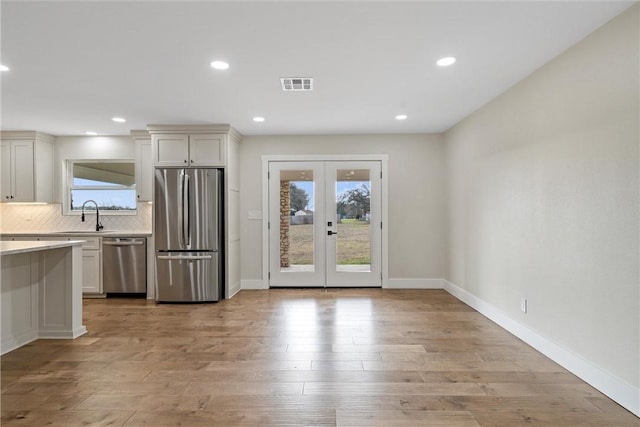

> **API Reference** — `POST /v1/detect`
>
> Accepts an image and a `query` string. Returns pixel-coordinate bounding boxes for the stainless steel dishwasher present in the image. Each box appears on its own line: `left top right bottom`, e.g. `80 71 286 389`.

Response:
103 237 147 294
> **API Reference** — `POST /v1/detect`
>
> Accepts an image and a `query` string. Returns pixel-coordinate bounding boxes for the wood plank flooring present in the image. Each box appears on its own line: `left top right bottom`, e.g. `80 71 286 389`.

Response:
1 289 638 426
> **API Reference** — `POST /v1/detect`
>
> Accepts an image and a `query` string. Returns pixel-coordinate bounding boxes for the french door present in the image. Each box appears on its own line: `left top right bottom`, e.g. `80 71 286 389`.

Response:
268 161 382 287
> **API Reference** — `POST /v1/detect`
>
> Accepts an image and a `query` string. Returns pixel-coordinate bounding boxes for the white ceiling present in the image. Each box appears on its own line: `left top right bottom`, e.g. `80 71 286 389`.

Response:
0 1 633 137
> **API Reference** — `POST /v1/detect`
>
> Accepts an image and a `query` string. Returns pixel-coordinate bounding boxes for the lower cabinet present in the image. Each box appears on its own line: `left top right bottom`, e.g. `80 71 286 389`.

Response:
2 235 103 295
77 237 102 294
81 250 102 294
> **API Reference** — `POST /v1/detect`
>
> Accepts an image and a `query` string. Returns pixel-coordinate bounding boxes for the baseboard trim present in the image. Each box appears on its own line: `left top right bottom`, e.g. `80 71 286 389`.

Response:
241 279 445 290
386 278 444 289
241 279 268 290
228 281 242 298
38 326 87 339
1 333 37 356
443 279 639 417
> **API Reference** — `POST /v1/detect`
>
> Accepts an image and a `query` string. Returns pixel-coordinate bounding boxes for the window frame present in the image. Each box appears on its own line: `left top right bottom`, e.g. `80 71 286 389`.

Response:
63 159 138 216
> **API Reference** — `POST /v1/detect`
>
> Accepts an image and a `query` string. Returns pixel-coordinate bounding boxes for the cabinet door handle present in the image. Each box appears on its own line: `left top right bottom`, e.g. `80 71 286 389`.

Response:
184 159 187 163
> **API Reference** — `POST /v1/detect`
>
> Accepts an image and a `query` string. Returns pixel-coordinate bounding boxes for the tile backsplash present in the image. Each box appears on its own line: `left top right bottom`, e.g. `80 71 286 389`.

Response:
0 203 152 233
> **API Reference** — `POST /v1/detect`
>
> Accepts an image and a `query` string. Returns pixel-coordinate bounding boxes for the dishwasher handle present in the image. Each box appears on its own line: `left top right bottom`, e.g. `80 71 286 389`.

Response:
103 240 145 246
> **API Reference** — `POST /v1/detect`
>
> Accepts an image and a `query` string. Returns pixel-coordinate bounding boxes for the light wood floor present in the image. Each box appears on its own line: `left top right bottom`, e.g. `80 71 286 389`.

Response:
1 289 637 426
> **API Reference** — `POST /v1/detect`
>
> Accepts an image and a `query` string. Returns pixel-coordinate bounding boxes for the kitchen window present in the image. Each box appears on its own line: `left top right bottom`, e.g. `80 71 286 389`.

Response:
65 160 137 215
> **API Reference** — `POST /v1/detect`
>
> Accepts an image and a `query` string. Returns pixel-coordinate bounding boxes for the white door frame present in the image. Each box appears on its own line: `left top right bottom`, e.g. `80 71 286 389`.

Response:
261 154 389 288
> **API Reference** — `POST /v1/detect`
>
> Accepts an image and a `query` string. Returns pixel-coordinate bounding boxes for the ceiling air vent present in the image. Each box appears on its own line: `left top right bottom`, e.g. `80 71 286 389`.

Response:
280 77 313 91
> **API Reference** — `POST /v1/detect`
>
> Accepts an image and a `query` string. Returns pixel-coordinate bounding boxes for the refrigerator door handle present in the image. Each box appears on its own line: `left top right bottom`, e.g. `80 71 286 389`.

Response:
178 169 185 249
185 173 191 247
157 254 213 261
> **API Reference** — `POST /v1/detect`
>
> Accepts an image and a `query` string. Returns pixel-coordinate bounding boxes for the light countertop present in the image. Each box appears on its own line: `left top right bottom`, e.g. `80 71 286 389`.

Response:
0 240 84 256
1 230 152 237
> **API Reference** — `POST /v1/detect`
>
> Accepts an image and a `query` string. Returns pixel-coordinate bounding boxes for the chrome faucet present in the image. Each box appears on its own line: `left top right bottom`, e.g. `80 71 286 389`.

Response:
81 200 103 231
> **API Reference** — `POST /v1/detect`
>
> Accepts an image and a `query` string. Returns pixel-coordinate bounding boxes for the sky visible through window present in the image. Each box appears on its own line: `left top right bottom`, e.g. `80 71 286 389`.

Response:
292 180 368 211
71 178 136 210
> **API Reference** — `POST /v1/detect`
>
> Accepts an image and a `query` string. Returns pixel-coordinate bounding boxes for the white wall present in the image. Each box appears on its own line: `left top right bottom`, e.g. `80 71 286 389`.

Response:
239 134 447 285
445 5 639 413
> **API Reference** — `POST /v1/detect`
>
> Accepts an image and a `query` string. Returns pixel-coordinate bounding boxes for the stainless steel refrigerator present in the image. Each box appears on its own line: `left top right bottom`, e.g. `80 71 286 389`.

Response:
154 168 223 302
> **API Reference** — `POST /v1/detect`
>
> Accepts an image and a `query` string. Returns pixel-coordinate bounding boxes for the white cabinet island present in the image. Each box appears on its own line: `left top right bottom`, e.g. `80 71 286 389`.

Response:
1 240 87 354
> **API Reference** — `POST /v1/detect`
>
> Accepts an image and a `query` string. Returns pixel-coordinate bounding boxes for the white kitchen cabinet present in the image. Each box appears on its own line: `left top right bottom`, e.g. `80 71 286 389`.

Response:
148 125 227 167
66 236 102 294
1 140 34 202
1 241 86 355
132 131 153 201
189 134 224 166
81 250 102 294
153 133 224 167
0 132 54 203
3 235 103 295
154 134 189 166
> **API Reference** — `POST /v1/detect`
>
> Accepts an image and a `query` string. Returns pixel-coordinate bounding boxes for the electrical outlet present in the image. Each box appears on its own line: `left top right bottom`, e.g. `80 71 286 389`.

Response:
520 298 528 313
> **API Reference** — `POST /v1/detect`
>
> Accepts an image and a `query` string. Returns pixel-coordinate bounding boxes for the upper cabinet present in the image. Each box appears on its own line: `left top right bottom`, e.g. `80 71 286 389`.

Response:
0 132 54 203
131 130 153 201
190 134 224 166
153 134 189 166
148 126 228 167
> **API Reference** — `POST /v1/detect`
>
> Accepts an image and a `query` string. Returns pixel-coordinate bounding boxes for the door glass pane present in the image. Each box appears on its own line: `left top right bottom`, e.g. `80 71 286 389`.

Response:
280 170 314 272
335 169 371 272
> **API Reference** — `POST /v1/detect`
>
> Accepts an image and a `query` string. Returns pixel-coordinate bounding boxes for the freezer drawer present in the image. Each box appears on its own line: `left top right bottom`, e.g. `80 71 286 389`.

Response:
155 251 221 302
103 238 147 294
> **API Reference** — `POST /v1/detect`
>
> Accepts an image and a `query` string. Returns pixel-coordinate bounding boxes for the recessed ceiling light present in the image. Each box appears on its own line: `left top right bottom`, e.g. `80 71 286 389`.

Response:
112 117 126 123
436 56 456 67
210 61 229 70
253 116 265 122
395 114 408 120
85 131 97 136
0 65 9 72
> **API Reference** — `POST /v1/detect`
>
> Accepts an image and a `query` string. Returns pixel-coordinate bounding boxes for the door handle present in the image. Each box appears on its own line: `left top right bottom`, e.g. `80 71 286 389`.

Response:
327 230 338 236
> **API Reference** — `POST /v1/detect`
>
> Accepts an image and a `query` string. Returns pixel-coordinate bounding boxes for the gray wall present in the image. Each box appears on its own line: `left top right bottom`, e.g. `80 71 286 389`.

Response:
445 5 639 391
239 134 447 283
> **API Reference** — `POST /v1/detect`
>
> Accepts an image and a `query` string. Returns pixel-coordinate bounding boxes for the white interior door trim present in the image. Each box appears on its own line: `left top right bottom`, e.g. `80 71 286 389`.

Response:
261 154 389 288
